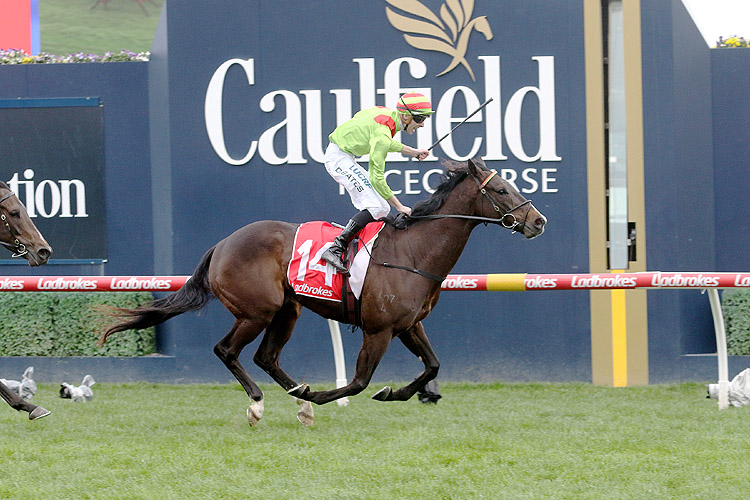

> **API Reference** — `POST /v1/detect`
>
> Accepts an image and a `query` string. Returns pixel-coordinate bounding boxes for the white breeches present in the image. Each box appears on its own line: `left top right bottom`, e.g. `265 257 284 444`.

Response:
324 143 390 219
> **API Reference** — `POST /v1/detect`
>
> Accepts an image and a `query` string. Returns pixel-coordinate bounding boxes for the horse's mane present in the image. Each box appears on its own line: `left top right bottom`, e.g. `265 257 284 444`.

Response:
397 163 471 227
411 168 468 217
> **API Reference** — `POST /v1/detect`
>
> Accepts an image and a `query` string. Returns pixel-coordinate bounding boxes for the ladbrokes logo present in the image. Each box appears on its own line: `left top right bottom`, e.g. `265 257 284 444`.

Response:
442 275 479 289
294 283 334 298
385 0 493 81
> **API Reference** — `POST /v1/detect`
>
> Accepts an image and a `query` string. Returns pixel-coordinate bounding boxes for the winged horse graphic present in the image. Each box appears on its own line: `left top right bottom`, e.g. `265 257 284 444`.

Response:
385 0 494 81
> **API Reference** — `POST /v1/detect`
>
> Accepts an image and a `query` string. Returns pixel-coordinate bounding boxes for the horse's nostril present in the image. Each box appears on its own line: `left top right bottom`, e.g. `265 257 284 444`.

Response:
535 218 545 229
38 248 51 259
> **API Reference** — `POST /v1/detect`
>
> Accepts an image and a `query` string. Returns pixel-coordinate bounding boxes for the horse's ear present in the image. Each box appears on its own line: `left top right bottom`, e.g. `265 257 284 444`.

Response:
471 156 487 169
467 158 479 176
441 158 463 173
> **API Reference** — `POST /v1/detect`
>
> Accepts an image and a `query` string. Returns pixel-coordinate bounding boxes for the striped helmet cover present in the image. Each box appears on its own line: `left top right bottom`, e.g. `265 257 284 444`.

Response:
396 92 434 115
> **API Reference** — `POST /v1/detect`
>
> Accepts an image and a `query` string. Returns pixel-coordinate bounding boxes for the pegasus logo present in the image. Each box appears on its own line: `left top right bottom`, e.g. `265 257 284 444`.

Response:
385 0 493 81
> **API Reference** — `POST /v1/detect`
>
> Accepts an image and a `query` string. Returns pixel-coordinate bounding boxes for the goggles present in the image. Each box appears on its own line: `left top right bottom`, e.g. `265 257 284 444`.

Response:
399 96 429 124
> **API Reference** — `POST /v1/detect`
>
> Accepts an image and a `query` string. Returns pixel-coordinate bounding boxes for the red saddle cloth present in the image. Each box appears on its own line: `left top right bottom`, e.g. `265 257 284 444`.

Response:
287 221 385 302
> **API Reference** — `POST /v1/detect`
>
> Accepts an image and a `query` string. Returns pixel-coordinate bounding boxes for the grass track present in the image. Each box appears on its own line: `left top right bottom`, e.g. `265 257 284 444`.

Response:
20 7 750 498
40 0 164 55
2 381 749 499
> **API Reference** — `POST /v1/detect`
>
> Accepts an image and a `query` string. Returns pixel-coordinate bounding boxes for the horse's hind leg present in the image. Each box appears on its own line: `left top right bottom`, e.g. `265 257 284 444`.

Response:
0 381 50 420
253 300 316 425
213 318 271 426
373 321 440 402
253 299 302 391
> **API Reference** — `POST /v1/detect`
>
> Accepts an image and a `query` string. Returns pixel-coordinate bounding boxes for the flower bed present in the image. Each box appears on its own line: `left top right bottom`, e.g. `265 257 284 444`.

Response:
715 36 749 48
0 49 149 64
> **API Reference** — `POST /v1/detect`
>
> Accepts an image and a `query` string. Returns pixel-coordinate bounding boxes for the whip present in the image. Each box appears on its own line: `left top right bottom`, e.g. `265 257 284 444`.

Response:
428 97 494 151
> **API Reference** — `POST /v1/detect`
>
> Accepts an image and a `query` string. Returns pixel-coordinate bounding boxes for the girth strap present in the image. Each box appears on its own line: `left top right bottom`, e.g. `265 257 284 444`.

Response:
340 236 362 327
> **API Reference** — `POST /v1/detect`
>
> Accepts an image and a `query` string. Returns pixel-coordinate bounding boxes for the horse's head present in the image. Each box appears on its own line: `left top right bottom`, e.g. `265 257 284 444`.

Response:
0 182 52 265
465 158 546 239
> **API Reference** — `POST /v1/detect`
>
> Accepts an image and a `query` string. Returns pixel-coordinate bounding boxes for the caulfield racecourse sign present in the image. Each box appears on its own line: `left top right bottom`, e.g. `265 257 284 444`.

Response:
205 0 561 169
205 55 560 194
202 0 564 196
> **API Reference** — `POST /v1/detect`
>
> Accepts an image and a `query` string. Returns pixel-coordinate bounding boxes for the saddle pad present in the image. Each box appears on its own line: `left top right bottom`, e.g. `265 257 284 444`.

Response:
287 221 385 302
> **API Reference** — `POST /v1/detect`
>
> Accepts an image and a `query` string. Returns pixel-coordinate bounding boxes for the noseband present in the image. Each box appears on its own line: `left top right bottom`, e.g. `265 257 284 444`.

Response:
0 191 29 258
472 170 533 234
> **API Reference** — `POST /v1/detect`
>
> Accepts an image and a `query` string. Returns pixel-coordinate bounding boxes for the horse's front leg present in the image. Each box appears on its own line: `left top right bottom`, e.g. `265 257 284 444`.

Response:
289 328 392 405
0 381 50 420
372 321 440 402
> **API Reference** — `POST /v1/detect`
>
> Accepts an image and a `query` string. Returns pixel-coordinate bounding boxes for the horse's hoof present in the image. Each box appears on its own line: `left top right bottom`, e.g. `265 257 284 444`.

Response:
296 399 314 427
287 383 309 398
336 396 350 407
371 386 392 401
247 398 264 427
28 406 50 421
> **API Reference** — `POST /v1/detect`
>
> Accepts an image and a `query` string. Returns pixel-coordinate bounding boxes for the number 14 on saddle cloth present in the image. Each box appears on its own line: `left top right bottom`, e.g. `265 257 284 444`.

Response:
287 221 385 302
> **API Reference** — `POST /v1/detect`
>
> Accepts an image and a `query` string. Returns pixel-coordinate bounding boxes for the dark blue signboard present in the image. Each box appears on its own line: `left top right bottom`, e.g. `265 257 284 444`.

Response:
153 0 589 268
0 98 107 263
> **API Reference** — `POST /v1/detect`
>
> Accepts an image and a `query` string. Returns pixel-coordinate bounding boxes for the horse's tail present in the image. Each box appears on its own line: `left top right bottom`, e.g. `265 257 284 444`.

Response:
99 246 216 345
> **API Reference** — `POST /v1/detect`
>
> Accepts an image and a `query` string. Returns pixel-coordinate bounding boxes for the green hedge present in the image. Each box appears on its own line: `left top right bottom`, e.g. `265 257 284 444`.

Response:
0 292 156 356
723 289 750 355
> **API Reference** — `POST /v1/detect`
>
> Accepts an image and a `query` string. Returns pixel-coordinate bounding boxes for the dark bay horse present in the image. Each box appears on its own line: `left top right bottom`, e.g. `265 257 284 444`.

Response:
0 181 53 420
102 158 546 425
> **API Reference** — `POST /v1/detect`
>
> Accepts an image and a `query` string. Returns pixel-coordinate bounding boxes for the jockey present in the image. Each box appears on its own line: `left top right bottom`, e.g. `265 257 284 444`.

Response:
322 92 434 274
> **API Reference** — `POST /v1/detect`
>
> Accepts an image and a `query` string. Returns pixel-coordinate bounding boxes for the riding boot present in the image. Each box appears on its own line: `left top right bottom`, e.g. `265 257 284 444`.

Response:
322 219 364 275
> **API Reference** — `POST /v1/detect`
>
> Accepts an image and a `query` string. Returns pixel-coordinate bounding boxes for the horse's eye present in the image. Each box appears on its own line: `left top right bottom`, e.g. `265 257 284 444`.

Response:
9 210 19 218
498 189 508 196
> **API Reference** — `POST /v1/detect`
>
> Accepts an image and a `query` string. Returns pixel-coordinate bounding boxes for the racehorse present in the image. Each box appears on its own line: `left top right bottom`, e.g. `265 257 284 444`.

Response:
101 158 546 426
0 181 53 420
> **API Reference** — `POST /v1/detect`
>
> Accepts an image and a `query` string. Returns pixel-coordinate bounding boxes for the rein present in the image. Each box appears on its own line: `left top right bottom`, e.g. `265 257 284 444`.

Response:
365 169 534 283
362 240 445 283
357 230 445 283
407 170 534 234
0 191 28 258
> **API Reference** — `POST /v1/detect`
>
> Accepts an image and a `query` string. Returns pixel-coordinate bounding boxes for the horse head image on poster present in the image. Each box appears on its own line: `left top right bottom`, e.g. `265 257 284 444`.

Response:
101 158 546 426
0 182 52 266
0 181 53 420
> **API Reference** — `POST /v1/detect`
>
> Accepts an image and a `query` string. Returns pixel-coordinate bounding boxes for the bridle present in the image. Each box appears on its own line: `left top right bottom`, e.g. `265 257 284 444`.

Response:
473 169 534 233
0 190 29 258
407 169 534 235
375 169 536 283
